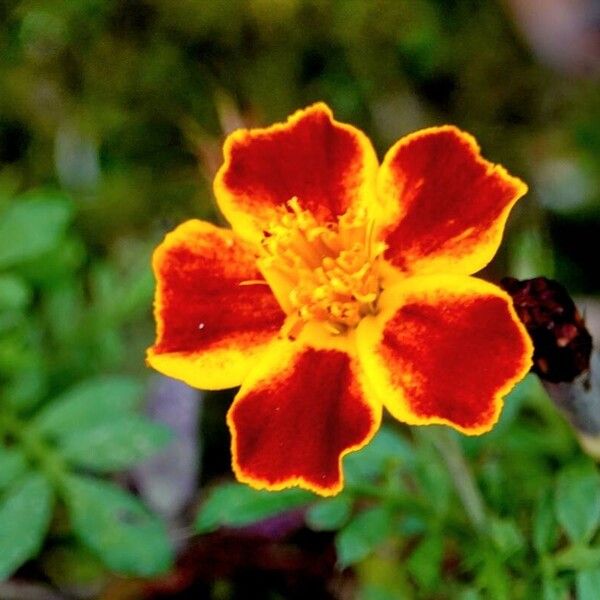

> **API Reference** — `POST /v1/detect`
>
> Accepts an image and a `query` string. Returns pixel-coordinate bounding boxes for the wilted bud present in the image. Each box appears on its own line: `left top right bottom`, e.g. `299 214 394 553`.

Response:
501 276 593 383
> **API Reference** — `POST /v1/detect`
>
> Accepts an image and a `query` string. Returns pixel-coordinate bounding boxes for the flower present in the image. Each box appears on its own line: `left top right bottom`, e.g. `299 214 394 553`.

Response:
147 103 533 496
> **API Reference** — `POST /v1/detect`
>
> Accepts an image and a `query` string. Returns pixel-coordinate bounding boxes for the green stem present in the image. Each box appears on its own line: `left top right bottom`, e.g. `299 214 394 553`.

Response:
430 427 487 533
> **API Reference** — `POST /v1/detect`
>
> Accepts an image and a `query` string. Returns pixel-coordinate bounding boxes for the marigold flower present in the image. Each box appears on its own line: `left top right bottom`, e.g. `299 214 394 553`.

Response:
147 103 533 496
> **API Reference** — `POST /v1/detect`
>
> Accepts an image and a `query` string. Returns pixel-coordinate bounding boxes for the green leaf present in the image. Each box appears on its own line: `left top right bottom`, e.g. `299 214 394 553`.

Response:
344 426 414 485
0 195 72 269
576 568 600 600
89 260 153 322
0 447 28 491
542 577 568 600
34 375 144 438
0 473 54 580
306 495 353 531
478 545 510 600
0 275 31 311
0 309 22 335
534 487 559 554
554 545 600 571
63 474 172 576
196 483 313 533
20 236 85 287
335 505 392 567
555 463 600 543
398 514 427 536
489 517 525 559
56 416 172 472
4 365 47 413
111 263 154 321
407 533 443 590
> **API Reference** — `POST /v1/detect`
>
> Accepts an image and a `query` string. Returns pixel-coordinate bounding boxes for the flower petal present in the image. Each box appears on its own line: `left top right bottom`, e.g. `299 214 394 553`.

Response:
357 275 533 434
147 220 285 390
378 126 527 275
214 102 379 245
227 338 381 496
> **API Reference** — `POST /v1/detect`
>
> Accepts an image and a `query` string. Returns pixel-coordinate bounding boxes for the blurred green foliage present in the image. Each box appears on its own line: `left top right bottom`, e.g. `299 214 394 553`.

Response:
1 0 599 597
196 380 600 598
0 192 173 580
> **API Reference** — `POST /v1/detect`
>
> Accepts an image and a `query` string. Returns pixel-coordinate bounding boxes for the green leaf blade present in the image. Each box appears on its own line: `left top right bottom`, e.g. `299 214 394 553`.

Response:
0 448 28 492
576 568 600 600
306 495 353 531
0 195 72 269
0 473 54 580
344 426 414 485
407 533 444 590
335 506 392 568
56 416 172 472
196 483 313 534
0 275 31 311
63 474 173 576
34 375 144 439
555 463 600 543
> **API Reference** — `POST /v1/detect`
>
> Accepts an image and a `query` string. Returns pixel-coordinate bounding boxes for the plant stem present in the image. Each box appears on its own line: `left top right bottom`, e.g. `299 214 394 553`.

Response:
430 427 487 534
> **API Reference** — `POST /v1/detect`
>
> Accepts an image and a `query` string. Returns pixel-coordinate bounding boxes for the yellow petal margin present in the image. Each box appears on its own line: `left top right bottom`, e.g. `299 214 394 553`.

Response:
228 334 382 496
213 102 380 246
147 220 285 390
377 126 528 276
357 274 533 435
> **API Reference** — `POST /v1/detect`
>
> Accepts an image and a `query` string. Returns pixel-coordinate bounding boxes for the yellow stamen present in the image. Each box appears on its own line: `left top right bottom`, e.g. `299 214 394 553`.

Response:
258 198 385 338
239 280 270 286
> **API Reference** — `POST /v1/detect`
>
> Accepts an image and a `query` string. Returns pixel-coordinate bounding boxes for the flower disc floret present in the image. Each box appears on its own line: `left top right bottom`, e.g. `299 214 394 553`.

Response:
258 198 386 338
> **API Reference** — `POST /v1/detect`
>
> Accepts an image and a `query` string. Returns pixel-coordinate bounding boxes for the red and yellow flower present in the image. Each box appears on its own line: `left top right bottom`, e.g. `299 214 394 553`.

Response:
147 103 533 496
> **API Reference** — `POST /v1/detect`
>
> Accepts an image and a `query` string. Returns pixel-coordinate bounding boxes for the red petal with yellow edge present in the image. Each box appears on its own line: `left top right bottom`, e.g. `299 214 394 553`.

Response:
378 126 527 276
147 220 285 390
357 275 533 434
214 102 378 245
228 340 381 496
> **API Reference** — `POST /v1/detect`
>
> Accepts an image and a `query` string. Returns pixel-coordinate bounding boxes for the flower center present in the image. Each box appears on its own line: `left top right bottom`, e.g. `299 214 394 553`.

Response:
257 198 385 338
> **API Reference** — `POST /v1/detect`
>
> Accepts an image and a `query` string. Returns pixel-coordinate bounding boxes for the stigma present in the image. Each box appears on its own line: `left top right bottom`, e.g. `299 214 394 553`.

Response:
257 198 385 338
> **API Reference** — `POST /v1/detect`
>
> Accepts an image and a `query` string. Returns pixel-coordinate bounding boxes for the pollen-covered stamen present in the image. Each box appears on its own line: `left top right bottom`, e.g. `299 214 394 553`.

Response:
258 198 385 337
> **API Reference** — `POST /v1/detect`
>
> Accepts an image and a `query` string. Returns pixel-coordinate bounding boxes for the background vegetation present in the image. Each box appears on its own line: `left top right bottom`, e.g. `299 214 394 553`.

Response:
1 0 599 598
